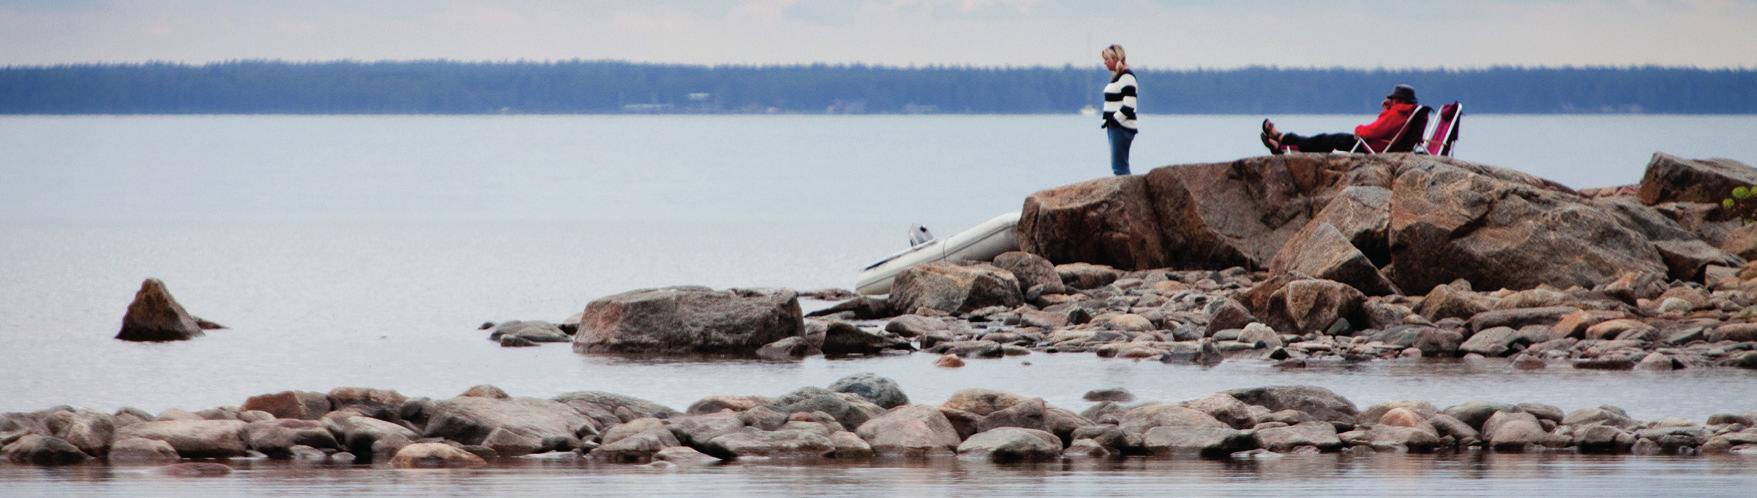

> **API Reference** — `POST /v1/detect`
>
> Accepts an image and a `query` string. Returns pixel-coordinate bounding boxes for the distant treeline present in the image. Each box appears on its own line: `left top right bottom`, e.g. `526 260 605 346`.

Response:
2 60 1753 115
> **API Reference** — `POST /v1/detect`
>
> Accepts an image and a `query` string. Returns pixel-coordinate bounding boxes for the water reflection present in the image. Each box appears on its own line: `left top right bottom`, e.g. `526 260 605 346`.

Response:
6 452 1754 497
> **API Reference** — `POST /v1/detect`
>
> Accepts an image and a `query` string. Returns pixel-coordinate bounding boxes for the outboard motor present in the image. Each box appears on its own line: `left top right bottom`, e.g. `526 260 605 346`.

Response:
908 224 934 247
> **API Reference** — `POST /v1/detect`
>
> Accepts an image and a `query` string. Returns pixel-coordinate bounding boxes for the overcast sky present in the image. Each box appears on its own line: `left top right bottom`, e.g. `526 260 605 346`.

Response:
2 0 1754 69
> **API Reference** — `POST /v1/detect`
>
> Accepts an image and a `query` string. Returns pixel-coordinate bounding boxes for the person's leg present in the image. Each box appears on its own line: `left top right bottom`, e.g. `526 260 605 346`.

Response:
1107 126 1135 175
1279 132 1357 153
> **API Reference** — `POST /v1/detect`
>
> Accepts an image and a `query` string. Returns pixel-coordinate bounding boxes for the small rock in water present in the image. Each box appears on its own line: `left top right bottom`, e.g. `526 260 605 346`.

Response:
1231 448 1284 460
1511 353 1547 370
115 278 207 342
161 462 233 477
934 354 965 368
1082 388 1136 403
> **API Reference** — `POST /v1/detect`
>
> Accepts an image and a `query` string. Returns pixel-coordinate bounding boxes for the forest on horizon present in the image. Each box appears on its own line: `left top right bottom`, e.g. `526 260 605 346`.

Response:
2 60 1753 115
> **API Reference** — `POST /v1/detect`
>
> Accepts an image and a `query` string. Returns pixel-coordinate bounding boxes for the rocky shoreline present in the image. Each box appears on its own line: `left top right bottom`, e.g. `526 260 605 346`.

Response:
40 151 1757 471
479 152 1757 372
5 378 1756 470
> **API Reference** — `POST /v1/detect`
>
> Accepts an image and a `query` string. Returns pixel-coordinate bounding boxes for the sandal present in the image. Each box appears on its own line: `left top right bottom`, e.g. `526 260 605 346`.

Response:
1260 119 1284 155
1260 132 1283 155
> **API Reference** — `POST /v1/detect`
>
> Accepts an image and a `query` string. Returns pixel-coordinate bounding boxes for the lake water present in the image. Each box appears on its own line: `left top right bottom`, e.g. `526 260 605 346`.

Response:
3 114 1756 494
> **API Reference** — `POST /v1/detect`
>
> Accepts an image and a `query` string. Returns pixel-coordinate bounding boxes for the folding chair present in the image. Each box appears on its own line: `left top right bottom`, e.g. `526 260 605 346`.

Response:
1419 102 1462 156
1349 105 1431 154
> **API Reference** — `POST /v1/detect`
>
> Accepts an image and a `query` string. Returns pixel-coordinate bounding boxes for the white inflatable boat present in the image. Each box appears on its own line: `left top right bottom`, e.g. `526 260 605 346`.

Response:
854 212 1021 295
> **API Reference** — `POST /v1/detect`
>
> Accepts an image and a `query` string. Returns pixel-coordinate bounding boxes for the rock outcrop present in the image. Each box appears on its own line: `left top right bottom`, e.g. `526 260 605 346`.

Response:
115 278 206 342
1016 153 1745 296
573 286 803 355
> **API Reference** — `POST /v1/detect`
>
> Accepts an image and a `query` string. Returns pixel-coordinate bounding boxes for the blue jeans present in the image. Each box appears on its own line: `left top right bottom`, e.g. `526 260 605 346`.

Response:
1107 126 1136 176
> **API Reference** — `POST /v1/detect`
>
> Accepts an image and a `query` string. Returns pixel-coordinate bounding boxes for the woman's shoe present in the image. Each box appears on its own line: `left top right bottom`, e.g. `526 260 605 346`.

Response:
1260 132 1283 155
1260 119 1284 155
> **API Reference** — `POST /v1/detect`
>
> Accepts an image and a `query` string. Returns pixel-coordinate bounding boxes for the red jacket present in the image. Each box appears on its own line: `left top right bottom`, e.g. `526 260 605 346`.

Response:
1354 101 1418 151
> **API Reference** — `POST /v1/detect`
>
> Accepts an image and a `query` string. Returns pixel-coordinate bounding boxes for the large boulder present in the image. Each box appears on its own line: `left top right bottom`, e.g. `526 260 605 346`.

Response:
1018 175 1170 270
242 391 331 420
1652 239 1745 282
422 396 596 455
3 435 88 465
1266 222 1398 296
1482 410 1555 451
756 336 821 359
1254 421 1344 452
326 387 408 423
573 286 803 355
685 396 770 416
114 419 248 458
1245 276 1368 333
854 405 962 456
106 437 181 464
552 391 679 428
1339 425 1445 452
817 321 913 356
827 373 910 409
1117 404 1227 435
1143 154 1375 271
1019 155 1394 272
666 410 746 449
115 278 205 342
320 412 419 458
767 387 885 432
588 428 679 463
1419 281 1493 322
1637 152 1757 206
1307 186 1394 263
991 251 1067 295
1184 393 1258 430
1458 326 1538 357
956 427 1062 462
44 408 115 458
390 442 488 468
888 262 1024 315
1141 426 1256 457
1389 159 1667 295
940 388 1031 416
1441 400 1522 431
1224 385 1359 423
702 429 835 459
976 398 1050 434
244 419 339 458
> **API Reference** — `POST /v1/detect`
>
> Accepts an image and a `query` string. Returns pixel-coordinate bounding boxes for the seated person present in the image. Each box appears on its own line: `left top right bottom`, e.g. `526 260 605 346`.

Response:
1261 84 1419 154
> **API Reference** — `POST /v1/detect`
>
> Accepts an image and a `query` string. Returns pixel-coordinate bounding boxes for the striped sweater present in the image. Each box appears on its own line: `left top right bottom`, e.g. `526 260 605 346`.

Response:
1102 69 1138 130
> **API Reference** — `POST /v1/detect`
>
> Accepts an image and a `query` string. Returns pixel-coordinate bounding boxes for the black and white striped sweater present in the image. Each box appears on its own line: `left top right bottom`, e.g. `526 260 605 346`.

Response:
1102 69 1138 131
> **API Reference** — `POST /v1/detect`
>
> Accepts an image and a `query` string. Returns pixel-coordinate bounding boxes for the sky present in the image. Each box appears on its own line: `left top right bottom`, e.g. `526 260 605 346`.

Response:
1 0 1754 69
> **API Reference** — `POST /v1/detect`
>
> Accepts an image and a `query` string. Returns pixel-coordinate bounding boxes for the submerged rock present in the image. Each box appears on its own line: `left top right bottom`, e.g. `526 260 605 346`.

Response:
391 442 488 468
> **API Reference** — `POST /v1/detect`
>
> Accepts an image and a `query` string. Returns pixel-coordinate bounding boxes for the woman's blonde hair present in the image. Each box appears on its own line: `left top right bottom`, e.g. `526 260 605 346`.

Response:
1102 44 1126 62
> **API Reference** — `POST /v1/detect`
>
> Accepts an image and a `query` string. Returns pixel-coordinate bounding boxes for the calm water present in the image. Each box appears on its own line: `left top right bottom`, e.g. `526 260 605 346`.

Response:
4 453 1756 497
2 115 1755 494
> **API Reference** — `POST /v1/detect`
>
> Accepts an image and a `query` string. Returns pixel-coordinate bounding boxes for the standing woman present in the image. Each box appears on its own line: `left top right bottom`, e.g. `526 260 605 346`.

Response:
1100 44 1138 176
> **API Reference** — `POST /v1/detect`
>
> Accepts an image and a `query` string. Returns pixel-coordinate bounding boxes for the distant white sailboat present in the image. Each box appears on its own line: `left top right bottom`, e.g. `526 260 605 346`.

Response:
1079 104 1098 117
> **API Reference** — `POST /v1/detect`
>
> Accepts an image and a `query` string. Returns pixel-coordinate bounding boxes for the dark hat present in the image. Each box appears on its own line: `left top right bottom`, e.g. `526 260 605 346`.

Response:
1387 84 1417 104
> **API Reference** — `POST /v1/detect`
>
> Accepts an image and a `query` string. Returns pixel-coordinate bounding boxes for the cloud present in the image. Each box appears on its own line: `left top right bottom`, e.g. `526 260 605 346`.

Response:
0 0 1750 68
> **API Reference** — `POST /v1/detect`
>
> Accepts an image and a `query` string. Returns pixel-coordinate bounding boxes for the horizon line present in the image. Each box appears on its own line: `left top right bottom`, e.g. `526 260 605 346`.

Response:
5 59 1754 73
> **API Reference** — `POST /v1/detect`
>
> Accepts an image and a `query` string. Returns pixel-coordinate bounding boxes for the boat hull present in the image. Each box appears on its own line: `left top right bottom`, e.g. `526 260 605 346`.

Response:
854 212 1021 295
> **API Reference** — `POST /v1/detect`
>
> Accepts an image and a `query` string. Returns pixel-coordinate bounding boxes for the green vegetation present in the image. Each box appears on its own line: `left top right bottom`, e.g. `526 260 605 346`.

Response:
2 60 1753 115
1725 186 1757 223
